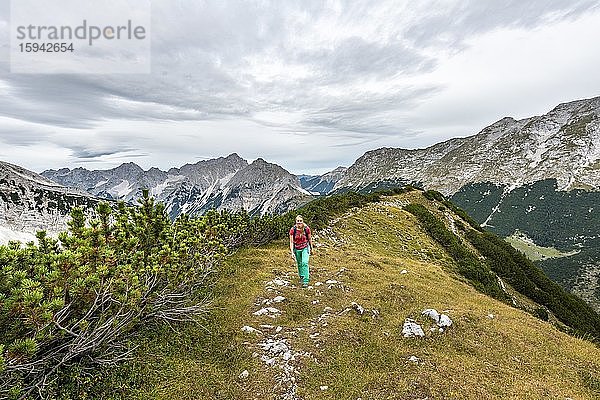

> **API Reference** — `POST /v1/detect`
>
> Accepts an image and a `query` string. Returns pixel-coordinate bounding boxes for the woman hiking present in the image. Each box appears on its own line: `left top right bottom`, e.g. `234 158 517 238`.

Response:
289 215 315 288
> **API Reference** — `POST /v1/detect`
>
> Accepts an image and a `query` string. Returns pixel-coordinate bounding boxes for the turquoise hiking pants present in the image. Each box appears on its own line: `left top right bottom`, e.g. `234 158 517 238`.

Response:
294 247 310 284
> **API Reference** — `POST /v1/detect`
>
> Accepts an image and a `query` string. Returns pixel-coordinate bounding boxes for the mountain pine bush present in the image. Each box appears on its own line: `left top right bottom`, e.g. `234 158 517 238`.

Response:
0 191 229 398
404 203 506 300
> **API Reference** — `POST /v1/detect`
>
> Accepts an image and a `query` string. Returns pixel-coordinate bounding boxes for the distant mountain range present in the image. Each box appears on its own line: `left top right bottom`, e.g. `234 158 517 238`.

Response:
298 167 347 195
42 154 313 219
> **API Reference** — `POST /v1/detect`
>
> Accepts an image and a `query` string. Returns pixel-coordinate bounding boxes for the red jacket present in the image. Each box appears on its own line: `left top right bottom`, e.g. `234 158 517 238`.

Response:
290 225 311 250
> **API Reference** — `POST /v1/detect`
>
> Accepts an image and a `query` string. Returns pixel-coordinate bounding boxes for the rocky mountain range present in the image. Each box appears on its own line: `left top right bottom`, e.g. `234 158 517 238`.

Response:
329 96 600 310
334 96 600 195
0 161 100 243
42 154 313 219
299 167 347 195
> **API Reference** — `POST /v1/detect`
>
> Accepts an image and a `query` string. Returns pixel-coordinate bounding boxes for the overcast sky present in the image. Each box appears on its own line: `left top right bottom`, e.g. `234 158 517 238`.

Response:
1 0 600 175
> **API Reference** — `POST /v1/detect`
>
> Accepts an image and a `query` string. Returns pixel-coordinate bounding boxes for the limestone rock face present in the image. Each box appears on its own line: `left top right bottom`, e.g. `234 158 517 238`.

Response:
335 97 600 195
0 161 100 243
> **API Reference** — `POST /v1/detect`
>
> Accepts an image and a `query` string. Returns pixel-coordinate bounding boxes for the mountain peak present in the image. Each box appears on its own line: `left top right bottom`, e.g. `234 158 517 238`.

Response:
251 157 267 165
225 153 244 161
113 162 144 172
336 96 600 195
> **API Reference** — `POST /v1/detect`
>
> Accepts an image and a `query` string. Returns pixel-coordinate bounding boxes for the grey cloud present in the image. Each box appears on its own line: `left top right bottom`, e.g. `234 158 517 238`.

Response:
293 37 436 85
0 126 52 146
70 146 134 159
405 0 600 48
0 0 598 170
292 85 440 135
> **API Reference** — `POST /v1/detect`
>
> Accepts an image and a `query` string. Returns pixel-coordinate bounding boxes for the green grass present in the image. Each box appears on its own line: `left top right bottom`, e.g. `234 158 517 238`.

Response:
75 192 600 399
506 230 581 261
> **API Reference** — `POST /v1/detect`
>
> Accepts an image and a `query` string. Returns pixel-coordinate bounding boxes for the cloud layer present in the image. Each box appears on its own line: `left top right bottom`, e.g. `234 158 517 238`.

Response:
1 0 599 174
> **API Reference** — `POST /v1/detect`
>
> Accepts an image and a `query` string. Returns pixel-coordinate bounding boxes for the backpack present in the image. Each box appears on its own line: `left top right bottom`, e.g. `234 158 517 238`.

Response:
293 225 310 241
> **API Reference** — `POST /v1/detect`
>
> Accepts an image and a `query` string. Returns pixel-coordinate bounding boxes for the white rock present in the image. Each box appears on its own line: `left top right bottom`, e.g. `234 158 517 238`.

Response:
239 369 249 379
422 308 453 328
320 386 329 391
422 308 440 321
438 314 453 327
400 269 408 274
259 339 290 356
261 355 276 366
310 332 320 339
312 300 320 305
274 278 289 286
408 356 420 363
272 295 286 303
351 301 365 315
241 325 263 335
325 279 338 284
315 281 323 286
323 306 334 312
275 326 283 333
402 318 425 338
253 307 281 316
487 313 495 319
282 350 293 361
260 324 274 329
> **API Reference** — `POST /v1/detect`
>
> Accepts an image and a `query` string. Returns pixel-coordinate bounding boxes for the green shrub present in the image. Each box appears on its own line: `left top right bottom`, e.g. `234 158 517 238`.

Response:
466 230 600 340
0 191 229 398
404 203 505 300
534 307 549 321
424 190 483 231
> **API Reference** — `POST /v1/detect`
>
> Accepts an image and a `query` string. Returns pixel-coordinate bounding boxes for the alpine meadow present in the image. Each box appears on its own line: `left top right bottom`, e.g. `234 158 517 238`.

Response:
2 1 600 399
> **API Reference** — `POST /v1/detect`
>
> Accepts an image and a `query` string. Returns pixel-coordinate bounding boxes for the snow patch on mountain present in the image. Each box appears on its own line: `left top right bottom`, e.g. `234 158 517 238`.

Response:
42 154 311 218
111 180 131 198
150 175 185 197
0 225 37 244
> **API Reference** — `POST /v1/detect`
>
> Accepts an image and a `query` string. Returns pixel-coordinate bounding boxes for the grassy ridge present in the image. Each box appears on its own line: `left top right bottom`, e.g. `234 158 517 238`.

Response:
116 196 600 399
404 202 505 300
7 187 600 398
404 195 600 341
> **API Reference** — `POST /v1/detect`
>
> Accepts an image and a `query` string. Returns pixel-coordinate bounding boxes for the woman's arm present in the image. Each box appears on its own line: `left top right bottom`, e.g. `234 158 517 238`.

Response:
289 234 295 259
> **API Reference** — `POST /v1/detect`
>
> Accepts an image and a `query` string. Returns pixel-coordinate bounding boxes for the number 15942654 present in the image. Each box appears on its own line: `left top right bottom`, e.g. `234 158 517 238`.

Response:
18 43 74 52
